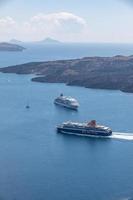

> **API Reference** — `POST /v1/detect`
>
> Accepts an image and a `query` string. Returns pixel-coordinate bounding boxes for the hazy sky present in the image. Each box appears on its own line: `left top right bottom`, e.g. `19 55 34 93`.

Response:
0 0 133 42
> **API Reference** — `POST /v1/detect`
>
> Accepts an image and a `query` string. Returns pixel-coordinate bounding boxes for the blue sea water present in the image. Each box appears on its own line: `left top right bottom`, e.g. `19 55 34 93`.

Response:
1 43 133 67
0 43 133 200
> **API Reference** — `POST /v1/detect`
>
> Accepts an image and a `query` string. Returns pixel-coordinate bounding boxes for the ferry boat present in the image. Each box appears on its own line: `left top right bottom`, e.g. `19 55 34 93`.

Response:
57 120 112 137
54 94 79 110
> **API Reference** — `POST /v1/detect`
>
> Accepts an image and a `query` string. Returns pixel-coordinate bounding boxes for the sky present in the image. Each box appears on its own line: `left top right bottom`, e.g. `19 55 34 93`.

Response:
0 0 133 43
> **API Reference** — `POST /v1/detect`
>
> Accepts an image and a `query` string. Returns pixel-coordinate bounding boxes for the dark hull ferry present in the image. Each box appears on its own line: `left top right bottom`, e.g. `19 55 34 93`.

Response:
57 120 112 137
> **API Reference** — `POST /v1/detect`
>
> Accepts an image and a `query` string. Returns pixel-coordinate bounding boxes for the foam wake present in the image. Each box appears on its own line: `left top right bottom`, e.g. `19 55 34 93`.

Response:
110 132 133 141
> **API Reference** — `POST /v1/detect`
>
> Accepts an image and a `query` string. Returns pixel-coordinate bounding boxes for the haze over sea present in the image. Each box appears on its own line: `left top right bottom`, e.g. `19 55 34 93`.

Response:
0 43 133 200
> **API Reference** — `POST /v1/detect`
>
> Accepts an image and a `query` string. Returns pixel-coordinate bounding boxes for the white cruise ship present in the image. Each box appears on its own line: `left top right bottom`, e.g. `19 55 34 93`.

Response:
54 94 79 110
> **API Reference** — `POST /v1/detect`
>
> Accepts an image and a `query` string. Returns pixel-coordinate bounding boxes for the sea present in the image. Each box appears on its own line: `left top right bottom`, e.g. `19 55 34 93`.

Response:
0 43 133 200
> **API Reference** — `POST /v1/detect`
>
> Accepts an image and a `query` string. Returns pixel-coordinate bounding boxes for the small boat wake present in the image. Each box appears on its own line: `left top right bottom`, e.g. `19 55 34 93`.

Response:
110 132 133 141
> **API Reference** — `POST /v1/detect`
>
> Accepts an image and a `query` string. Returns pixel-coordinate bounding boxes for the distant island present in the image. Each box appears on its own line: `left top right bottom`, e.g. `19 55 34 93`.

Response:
1 55 133 93
9 39 22 44
35 37 61 44
9 37 61 45
0 42 25 52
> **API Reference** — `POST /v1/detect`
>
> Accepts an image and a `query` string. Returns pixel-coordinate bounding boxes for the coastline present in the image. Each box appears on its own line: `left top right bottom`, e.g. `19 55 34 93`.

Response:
1 55 133 93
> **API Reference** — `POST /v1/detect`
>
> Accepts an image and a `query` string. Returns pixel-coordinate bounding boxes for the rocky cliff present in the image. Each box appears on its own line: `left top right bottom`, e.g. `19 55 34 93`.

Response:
1 55 133 93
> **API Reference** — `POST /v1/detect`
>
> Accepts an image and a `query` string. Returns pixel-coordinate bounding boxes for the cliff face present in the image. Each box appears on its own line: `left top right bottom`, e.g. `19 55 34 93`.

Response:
0 42 25 51
1 55 133 93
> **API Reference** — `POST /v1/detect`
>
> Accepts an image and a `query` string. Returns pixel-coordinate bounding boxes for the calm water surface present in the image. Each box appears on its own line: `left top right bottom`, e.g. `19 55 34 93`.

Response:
1 43 133 67
0 43 133 200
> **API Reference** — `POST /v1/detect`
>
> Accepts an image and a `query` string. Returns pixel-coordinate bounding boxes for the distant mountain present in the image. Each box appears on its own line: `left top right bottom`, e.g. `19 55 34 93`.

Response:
9 38 62 45
0 42 25 52
37 38 61 44
9 39 23 44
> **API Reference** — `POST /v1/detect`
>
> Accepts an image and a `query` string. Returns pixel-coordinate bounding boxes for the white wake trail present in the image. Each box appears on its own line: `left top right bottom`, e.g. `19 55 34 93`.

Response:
110 132 133 141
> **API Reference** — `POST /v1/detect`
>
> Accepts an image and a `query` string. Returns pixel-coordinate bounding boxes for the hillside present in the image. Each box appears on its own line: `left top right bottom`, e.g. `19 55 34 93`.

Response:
0 42 25 51
1 55 133 93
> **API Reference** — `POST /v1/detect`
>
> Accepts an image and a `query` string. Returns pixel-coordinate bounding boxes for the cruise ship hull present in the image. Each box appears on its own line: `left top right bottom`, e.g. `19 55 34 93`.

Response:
57 127 112 137
54 101 78 110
